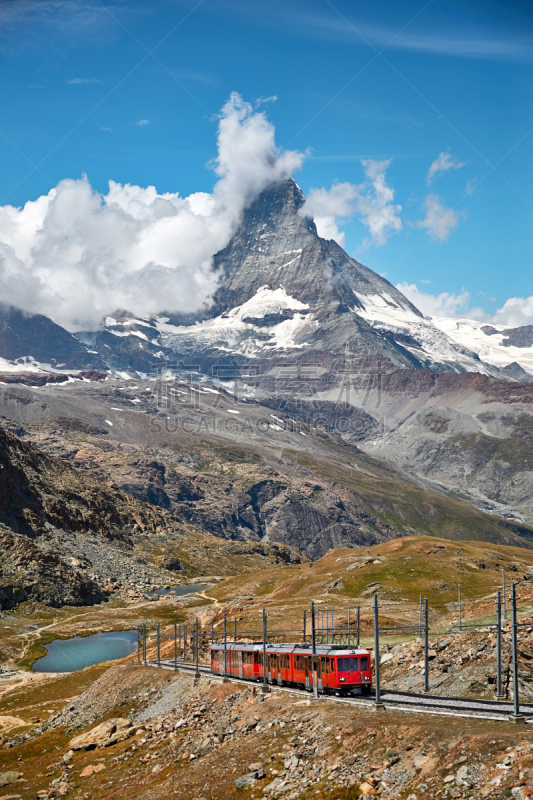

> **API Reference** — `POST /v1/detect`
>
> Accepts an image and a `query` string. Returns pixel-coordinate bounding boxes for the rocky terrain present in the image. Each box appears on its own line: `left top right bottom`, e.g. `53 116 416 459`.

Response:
0 176 532 551
0 419 308 611
3 657 533 800
2 534 533 798
1 375 532 570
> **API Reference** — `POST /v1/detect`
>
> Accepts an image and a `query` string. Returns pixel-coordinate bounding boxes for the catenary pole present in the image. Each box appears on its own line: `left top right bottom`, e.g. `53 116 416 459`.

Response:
502 569 507 621
311 601 318 699
373 594 382 708
496 591 503 699
262 609 267 687
174 621 177 670
510 583 524 722
424 599 429 693
357 606 360 648
348 607 350 646
195 618 200 678
223 614 227 678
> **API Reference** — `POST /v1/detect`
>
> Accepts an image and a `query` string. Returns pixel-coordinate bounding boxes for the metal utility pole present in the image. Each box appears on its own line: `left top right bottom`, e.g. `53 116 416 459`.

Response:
496 591 504 699
174 621 177 670
424 599 429 693
157 623 161 667
458 585 462 632
143 624 147 664
234 618 237 642
303 611 306 644
137 627 140 663
418 595 422 639
195 618 200 678
223 614 227 679
211 620 214 644
311 601 318 699
262 609 268 688
348 607 351 645
502 569 507 622
357 606 360 648
373 594 383 709
510 583 524 723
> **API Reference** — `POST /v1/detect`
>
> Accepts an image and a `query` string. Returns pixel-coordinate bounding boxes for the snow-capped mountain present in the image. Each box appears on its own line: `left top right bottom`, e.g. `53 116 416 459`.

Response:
432 318 533 379
1 178 532 383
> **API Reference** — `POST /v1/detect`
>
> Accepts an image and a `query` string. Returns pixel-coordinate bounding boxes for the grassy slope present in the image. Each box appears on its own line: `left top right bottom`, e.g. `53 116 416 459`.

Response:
288 439 533 547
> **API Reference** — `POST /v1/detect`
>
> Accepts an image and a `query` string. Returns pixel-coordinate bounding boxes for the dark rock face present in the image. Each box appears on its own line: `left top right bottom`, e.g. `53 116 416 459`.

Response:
210 179 420 319
162 179 425 374
0 527 106 609
500 362 533 382
0 424 180 608
0 303 104 370
502 325 533 348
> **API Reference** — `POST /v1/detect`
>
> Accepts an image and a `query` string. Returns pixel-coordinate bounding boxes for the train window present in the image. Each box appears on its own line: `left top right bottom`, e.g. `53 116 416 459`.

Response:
336 657 360 673
211 650 219 661
295 655 302 670
360 656 369 671
325 657 331 674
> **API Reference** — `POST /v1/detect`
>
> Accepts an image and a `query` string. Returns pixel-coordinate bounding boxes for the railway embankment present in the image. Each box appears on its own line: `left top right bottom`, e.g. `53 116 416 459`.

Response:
2 662 533 799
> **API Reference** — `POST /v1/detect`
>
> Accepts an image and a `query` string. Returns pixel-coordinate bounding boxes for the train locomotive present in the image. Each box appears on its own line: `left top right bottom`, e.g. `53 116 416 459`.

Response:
210 642 372 695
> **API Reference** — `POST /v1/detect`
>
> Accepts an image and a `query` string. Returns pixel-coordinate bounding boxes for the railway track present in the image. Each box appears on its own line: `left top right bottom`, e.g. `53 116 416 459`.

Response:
144 658 533 722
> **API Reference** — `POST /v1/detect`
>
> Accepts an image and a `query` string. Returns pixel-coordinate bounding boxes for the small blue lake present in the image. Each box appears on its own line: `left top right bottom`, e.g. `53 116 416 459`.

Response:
33 630 138 673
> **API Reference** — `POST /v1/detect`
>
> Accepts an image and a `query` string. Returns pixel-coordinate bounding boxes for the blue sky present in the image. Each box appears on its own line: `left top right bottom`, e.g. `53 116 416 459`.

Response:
0 0 532 328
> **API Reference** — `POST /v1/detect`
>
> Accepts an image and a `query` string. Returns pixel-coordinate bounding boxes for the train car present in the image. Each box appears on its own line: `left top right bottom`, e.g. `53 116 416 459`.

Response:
210 642 372 696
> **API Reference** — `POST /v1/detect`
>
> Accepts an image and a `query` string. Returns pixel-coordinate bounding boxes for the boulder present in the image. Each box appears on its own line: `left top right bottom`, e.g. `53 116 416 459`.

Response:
0 770 21 786
235 772 257 788
68 718 133 750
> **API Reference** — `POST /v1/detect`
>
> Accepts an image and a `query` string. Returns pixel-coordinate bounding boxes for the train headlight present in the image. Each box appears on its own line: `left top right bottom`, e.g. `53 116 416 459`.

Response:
340 677 346 682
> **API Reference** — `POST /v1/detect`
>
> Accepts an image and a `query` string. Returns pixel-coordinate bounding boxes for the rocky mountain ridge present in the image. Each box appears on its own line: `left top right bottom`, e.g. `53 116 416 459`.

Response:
0 421 308 610
1 179 531 384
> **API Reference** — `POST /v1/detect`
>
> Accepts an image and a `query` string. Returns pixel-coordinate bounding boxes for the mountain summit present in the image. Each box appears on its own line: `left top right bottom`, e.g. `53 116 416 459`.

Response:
156 178 503 378
210 178 420 318
0 179 531 381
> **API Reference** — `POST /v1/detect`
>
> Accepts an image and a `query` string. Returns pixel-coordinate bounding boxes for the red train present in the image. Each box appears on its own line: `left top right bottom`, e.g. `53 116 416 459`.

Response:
210 643 372 696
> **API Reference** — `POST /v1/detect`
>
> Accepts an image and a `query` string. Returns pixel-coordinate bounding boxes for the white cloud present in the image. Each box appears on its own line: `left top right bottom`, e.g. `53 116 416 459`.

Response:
67 77 104 85
297 182 356 246
136 119 150 127
427 150 466 184
0 92 304 331
299 159 401 248
397 282 533 328
356 159 402 248
492 296 533 328
413 194 460 243
396 282 484 319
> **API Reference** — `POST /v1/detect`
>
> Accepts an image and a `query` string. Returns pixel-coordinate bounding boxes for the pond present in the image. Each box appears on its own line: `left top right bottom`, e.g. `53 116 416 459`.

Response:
150 583 211 597
33 630 138 673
